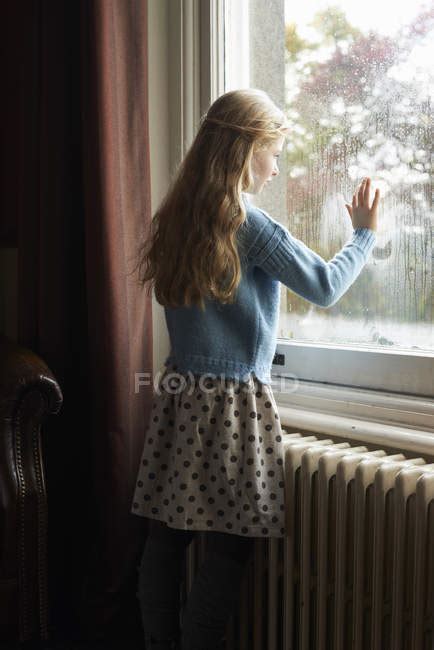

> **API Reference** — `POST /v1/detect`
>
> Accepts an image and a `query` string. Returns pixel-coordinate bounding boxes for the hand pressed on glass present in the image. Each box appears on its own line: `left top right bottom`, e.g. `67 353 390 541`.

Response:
345 177 381 232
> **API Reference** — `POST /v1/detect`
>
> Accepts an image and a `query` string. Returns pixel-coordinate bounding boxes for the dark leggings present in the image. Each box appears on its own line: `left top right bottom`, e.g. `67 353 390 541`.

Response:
137 518 255 650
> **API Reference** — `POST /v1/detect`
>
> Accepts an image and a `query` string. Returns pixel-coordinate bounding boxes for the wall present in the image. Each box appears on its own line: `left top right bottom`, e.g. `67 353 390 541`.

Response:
0 249 17 340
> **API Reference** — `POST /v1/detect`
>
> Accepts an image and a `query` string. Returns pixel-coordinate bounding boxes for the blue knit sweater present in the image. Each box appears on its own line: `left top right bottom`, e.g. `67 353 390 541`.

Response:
164 195 376 384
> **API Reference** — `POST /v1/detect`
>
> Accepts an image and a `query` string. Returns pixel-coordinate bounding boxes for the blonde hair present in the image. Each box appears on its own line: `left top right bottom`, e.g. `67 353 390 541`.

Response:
134 88 288 311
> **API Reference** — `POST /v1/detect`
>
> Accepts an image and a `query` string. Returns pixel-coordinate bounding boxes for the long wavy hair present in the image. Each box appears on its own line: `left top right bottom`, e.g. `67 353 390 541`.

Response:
133 88 289 311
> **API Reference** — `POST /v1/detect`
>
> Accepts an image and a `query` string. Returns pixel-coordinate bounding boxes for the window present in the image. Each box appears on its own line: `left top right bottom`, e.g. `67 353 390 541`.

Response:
223 0 433 397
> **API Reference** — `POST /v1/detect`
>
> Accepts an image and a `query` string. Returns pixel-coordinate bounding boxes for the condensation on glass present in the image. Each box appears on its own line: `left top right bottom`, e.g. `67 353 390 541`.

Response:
225 0 433 353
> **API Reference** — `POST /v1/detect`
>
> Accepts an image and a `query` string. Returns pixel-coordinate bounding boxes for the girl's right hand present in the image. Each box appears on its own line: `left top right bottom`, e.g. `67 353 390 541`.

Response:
345 177 380 232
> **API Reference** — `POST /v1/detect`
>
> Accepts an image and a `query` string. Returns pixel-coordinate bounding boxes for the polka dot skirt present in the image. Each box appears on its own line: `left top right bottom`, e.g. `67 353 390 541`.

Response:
131 363 286 538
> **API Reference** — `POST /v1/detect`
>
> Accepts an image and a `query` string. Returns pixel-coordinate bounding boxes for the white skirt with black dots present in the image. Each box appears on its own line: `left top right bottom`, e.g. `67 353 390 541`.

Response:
131 363 286 538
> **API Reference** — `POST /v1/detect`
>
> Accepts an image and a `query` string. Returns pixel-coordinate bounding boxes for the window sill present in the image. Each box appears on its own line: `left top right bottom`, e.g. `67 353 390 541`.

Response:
273 340 433 398
271 378 434 457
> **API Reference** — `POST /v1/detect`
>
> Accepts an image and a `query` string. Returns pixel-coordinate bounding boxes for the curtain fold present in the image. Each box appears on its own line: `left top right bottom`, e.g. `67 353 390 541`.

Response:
77 0 153 638
9 0 153 641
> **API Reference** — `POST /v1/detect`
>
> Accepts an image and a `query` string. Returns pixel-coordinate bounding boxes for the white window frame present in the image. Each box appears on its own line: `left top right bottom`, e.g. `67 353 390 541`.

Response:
168 0 225 170
163 0 434 438
220 1 433 399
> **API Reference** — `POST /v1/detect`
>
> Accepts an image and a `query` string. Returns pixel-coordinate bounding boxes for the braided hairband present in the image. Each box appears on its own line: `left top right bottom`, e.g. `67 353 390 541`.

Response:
202 115 285 136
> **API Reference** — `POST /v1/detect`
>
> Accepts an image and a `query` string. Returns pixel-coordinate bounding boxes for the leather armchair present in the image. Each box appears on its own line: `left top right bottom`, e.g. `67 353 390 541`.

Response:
0 337 62 643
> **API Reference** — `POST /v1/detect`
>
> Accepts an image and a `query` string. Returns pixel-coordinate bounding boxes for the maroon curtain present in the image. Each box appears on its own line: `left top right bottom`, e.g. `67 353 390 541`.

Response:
4 0 154 642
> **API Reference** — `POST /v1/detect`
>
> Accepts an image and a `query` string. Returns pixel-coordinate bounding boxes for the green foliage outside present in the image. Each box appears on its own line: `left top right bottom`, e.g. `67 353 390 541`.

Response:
283 4 433 327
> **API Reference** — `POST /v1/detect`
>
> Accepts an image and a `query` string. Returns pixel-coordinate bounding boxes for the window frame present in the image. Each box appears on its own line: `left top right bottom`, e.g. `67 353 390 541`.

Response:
220 0 434 402
164 0 434 433
168 0 225 172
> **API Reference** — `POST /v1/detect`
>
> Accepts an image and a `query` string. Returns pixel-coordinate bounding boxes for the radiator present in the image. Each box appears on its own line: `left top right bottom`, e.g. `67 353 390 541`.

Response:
181 432 434 650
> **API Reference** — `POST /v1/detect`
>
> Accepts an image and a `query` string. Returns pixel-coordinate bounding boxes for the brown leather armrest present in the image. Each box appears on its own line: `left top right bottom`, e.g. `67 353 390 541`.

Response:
0 337 63 419
0 335 63 642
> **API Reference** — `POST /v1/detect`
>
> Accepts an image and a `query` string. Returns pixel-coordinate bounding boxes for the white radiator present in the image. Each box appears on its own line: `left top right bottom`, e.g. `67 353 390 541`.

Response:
181 432 434 650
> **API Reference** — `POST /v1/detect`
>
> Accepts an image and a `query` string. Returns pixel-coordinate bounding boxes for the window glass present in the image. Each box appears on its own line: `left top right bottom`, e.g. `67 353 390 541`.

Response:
225 0 433 353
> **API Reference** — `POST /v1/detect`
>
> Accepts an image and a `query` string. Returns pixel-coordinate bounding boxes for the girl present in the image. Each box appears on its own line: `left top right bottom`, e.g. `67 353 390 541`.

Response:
131 88 380 650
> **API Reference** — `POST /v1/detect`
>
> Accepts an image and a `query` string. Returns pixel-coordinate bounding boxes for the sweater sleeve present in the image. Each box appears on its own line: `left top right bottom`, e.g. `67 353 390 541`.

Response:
242 208 377 308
